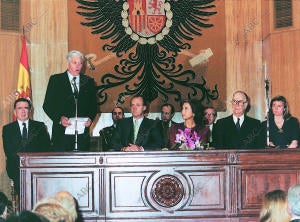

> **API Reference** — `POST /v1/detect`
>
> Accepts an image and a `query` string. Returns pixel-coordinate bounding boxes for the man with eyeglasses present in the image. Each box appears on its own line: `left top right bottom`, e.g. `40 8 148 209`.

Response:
159 103 177 148
212 91 260 149
203 106 217 145
99 106 125 151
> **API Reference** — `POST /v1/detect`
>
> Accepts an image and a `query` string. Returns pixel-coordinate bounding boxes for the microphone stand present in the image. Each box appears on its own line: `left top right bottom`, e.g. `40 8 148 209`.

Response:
265 78 270 148
74 95 79 151
71 77 79 152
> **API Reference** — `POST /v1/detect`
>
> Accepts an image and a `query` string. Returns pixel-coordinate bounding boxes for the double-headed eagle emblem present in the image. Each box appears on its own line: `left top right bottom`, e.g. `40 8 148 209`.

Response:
76 0 218 105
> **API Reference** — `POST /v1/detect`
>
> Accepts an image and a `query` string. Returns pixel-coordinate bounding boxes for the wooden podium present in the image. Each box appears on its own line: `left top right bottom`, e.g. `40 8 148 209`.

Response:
19 149 300 221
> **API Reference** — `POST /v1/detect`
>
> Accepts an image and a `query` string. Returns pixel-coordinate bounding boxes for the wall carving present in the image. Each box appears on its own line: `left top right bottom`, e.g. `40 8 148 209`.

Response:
68 0 226 112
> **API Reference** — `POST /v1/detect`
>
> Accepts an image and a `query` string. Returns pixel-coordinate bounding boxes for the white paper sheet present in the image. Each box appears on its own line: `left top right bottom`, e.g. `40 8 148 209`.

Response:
65 117 88 135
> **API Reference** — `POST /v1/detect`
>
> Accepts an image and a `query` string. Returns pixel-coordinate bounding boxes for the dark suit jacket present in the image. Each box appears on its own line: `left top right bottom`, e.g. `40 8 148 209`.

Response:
291 219 300 222
111 117 163 151
100 125 115 151
43 71 97 151
2 119 51 194
212 115 260 149
157 120 177 148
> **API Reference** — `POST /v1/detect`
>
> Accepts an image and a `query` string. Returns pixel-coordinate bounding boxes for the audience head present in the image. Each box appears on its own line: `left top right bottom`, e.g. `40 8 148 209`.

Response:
66 50 85 76
161 103 175 123
269 95 291 120
32 190 77 222
180 99 204 125
203 106 217 125
288 184 300 217
0 191 8 219
13 98 32 122
6 210 49 222
259 189 290 222
130 95 147 119
231 90 249 117
111 106 124 123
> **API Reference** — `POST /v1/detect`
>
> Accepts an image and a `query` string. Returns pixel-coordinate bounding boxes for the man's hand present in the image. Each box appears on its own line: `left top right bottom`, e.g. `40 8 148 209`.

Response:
122 144 144 152
60 116 71 127
85 118 92 127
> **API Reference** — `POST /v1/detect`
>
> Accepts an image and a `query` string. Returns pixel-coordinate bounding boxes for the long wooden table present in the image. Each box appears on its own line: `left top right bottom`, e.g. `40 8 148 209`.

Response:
19 149 300 221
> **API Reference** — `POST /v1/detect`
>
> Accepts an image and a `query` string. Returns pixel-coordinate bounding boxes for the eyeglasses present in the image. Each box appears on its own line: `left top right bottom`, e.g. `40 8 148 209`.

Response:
204 112 216 117
161 111 171 115
231 100 247 106
113 112 123 115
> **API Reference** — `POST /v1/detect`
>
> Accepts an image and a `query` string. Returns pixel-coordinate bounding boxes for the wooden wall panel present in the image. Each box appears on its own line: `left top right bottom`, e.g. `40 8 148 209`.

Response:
28 0 68 132
263 0 300 119
0 0 68 196
268 31 300 117
224 0 265 120
0 32 20 195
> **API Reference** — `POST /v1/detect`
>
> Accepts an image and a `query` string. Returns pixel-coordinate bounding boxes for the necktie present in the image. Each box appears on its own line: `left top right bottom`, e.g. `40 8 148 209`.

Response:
236 118 241 130
133 120 138 143
71 77 79 98
22 123 27 145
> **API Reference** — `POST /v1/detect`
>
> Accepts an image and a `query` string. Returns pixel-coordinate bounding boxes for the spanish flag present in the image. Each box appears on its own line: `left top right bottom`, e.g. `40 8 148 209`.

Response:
14 35 32 120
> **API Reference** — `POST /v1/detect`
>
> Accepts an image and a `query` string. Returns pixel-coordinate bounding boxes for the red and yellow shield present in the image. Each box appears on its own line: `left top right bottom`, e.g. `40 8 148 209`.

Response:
127 0 166 37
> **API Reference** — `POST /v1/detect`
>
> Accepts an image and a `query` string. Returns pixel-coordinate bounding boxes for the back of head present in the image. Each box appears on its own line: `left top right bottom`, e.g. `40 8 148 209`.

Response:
6 210 49 222
0 191 8 216
33 191 77 222
288 184 300 216
260 189 290 222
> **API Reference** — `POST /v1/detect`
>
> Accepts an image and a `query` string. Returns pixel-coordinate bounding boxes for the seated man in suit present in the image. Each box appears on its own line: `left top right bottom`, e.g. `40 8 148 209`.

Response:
212 90 260 149
287 184 300 222
99 106 124 151
203 106 217 145
2 98 51 195
111 95 163 151
159 103 177 148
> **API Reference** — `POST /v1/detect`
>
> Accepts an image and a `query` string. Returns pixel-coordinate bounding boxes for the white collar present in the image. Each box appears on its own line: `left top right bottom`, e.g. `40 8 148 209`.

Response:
233 115 244 124
67 72 80 83
17 119 28 133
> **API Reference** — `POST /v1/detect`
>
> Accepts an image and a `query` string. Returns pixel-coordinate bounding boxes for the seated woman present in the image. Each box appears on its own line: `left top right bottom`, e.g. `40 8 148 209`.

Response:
257 95 299 148
259 189 290 222
169 99 209 150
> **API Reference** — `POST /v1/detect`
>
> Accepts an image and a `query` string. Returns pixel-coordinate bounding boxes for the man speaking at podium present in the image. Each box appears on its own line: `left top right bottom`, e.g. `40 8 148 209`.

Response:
43 50 97 151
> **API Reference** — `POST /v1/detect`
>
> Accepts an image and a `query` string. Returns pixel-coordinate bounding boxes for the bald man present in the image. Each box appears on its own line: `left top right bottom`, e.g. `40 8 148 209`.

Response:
212 91 260 149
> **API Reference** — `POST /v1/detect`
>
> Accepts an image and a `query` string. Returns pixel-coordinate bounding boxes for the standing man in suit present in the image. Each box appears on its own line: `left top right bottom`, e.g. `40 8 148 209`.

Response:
2 98 51 195
212 90 260 149
43 50 97 151
111 95 163 151
100 106 125 151
287 184 300 222
159 103 176 148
